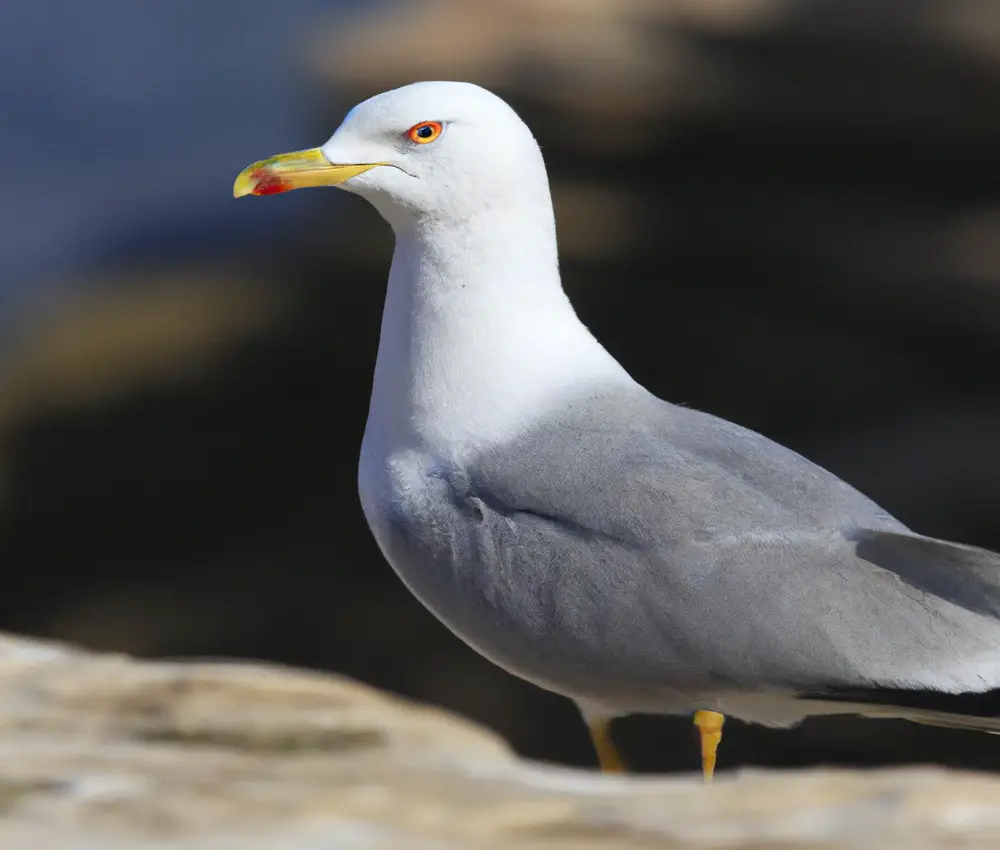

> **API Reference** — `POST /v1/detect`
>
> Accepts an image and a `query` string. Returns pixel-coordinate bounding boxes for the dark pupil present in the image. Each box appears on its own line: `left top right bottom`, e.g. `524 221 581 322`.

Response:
416 125 434 138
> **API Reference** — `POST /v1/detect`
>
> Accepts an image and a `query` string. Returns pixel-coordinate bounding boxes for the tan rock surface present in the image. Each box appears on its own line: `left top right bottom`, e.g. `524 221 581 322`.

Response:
0 632 999 849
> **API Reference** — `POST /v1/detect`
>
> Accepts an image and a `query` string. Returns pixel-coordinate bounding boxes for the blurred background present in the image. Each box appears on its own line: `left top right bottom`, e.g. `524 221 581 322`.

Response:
3 0 1000 775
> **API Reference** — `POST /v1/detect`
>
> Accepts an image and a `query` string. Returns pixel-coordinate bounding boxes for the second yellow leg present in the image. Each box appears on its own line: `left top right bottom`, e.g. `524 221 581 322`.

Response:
693 709 725 782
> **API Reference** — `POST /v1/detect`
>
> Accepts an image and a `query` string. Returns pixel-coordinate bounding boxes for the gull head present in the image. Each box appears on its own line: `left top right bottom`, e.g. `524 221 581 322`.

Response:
234 81 549 227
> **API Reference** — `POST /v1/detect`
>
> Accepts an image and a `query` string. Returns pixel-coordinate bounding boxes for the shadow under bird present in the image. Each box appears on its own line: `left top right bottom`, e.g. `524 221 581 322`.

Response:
235 80 1000 782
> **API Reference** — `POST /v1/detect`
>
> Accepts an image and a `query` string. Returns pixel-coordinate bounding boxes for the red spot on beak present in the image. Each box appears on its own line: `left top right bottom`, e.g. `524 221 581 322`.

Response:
251 169 291 196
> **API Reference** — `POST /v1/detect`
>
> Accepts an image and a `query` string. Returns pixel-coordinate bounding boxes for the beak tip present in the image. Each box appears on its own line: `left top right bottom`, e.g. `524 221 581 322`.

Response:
233 170 258 199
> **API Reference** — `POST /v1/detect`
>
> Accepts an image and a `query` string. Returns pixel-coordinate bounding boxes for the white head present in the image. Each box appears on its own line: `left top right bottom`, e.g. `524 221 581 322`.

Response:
234 81 551 231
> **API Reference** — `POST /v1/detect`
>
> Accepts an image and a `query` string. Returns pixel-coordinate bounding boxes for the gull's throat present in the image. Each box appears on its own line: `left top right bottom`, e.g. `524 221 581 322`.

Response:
363 208 631 453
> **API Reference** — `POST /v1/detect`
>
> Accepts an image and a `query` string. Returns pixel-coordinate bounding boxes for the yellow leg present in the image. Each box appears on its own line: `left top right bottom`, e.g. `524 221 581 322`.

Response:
693 710 725 783
587 718 627 773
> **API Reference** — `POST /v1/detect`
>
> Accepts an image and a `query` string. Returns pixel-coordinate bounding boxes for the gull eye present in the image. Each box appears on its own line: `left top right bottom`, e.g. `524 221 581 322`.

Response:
407 121 443 144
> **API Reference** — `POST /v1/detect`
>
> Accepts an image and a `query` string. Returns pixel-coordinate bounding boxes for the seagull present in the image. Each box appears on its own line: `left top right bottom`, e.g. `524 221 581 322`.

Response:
235 81 1000 781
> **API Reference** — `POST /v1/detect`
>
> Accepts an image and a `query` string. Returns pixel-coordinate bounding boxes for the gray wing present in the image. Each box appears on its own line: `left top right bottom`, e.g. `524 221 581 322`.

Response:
851 528 1000 620
448 386 1000 699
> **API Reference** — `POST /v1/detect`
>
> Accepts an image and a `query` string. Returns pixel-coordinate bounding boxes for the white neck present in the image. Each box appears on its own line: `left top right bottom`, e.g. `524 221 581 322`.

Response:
363 201 631 455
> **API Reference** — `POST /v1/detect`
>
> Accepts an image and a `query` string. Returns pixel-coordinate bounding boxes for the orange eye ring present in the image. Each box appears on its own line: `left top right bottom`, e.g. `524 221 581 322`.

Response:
407 121 443 144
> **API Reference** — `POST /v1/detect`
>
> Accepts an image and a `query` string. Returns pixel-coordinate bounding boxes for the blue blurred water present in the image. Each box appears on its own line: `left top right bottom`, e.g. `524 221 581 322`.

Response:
0 0 364 318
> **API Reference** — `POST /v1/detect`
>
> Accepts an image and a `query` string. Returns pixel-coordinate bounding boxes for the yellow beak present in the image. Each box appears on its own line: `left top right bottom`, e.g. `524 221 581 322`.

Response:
233 147 384 198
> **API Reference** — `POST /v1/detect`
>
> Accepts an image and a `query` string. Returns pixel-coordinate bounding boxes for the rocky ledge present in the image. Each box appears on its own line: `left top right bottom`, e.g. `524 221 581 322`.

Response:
0 632 999 849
